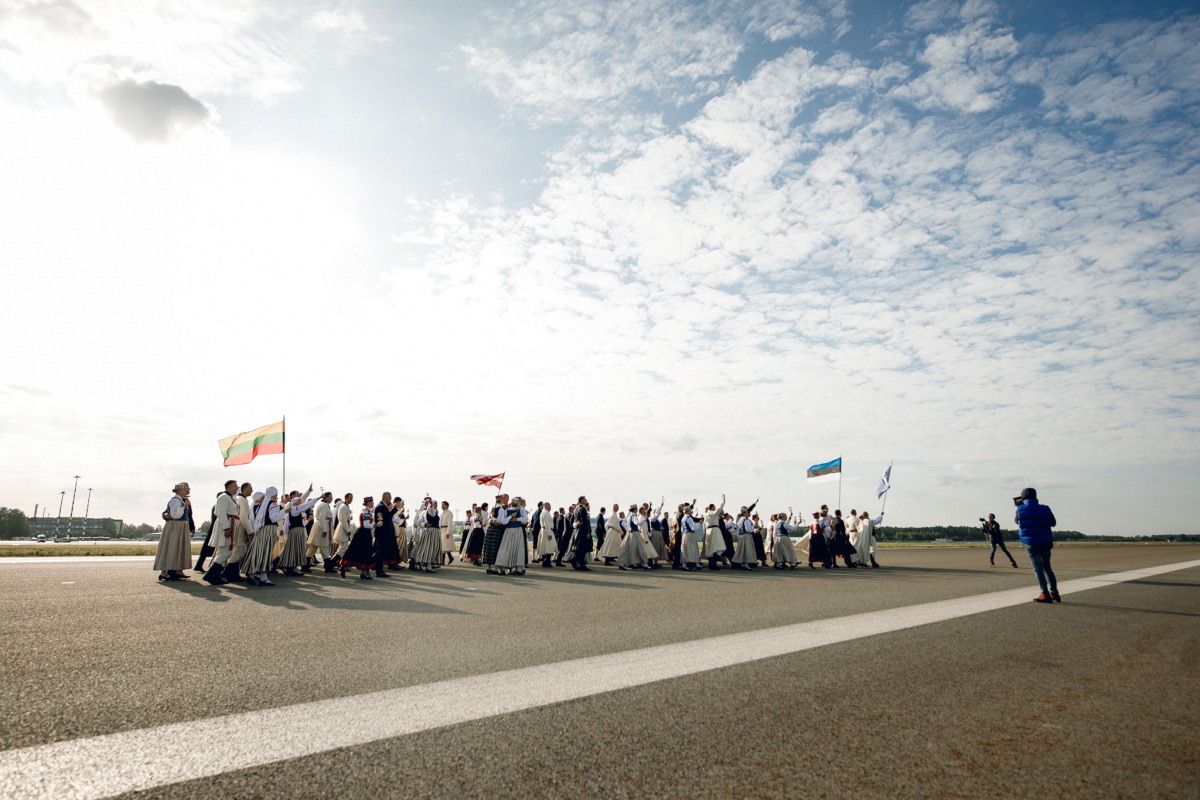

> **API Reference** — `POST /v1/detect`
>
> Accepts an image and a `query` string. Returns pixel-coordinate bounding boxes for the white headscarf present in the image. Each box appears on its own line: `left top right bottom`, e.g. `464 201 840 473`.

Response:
254 487 278 530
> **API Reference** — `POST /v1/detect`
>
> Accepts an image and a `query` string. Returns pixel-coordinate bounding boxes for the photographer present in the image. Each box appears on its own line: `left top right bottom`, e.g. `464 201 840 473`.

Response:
980 513 1017 568
1015 488 1059 603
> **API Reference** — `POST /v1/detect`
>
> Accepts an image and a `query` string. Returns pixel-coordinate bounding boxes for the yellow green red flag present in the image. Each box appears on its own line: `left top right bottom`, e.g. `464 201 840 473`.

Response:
218 421 285 467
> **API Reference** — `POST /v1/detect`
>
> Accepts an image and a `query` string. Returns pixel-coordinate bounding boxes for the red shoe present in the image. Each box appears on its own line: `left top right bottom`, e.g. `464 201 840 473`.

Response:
1011 561 1018 568
1051 591 1062 603
1034 593 1053 603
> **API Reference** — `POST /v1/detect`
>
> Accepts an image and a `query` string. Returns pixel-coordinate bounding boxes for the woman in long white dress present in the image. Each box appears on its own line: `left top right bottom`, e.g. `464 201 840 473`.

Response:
644 502 666 569
596 504 623 564
617 506 652 571
677 506 702 570
731 508 758 569
770 512 800 569
392 499 409 564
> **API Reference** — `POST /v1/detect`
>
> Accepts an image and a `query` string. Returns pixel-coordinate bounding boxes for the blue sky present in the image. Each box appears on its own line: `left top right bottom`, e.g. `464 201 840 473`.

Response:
1 0 1198 534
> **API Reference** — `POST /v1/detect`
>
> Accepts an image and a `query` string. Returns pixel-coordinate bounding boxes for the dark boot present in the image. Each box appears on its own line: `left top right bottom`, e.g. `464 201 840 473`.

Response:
870 557 880 568
203 563 228 585
324 559 336 573
223 561 245 583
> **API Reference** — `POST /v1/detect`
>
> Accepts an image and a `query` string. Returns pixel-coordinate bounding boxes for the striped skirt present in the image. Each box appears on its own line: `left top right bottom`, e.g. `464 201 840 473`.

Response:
481 523 505 565
277 525 307 568
772 535 799 566
617 532 650 567
394 524 409 561
679 531 701 565
732 533 758 564
411 526 442 565
494 526 526 569
241 523 279 575
152 520 192 571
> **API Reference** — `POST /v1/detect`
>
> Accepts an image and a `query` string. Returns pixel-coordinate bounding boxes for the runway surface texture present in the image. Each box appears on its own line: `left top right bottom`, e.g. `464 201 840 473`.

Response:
1 545 1197 799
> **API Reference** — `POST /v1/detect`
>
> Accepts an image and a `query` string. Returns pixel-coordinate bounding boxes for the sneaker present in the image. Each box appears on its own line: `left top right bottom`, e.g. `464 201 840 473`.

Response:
1034 593 1053 603
1051 591 1062 603
1012 561 1018 568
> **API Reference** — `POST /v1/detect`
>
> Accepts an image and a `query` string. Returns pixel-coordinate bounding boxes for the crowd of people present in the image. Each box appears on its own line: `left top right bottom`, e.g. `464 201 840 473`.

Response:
152 481 883 585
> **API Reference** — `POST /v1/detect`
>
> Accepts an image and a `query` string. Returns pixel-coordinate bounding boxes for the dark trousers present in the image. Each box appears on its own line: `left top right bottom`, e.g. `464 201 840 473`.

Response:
752 533 767 562
990 540 1015 562
1024 543 1057 595
195 528 215 568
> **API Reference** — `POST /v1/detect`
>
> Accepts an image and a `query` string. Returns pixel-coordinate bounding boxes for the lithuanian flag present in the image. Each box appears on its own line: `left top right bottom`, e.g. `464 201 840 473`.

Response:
218 421 285 467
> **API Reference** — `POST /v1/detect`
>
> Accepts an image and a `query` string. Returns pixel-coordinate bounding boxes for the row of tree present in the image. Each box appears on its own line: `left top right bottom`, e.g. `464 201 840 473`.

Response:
0 508 30 540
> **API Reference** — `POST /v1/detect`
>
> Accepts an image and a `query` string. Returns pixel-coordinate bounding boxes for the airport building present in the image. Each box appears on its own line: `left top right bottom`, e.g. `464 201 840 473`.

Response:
29 518 123 538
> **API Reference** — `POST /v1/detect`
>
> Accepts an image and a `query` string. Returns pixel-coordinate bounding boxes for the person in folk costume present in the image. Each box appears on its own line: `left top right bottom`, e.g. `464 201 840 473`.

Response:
856 511 881 568
718 510 736 567
277 484 315 575
391 497 410 566
617 505 652 571
673 503 701 571
534 501 556 566
644 500 666 568
514 497 531 568
666 504 682 568
194 488 222 575
493 494 527 575
701 497 726 570
564 495 594 570
154 482 194 582
480 495 508 575
370 492 401 577
243 488 285 585
303 492 334 573
554 506 570 567
804 510 832 568
339 497 376 579
594 504 606 552
596 503 623 565
529 500 544 555
201 480 241 585
438 501 456 565
411 497 442 573
463 503 487 565
845 509 861 566
330 493 354 567
731 505 759 570
770 510 801 569
829 509 857 568
221 482 254 583
749 506 768 566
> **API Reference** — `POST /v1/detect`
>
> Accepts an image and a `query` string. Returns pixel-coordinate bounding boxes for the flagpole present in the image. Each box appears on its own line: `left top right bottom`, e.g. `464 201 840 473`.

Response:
837 453 842 511
282 414 286 495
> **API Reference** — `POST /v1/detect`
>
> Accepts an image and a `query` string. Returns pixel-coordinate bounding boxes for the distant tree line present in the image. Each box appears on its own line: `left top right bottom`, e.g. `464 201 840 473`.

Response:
0 508 30 540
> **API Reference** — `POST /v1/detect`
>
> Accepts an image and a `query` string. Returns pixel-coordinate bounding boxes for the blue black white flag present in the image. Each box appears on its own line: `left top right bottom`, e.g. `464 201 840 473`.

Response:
807 457 842 484
876 463 892 499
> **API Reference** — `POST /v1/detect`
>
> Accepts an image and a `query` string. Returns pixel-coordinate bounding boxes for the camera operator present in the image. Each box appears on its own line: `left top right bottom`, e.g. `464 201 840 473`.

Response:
980 513 1017 568
1015 487 1059 603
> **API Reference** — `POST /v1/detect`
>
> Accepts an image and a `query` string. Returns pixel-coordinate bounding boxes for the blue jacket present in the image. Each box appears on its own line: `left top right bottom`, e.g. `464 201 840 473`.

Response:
1015 499 1056 546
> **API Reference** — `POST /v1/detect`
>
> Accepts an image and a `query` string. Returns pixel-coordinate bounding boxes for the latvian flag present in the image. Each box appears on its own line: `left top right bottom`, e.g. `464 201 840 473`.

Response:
807 457 842 484
471 473 505 490
218 421 285 467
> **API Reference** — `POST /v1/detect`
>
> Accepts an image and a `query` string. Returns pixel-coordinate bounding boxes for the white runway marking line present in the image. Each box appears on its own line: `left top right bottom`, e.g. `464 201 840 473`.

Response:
2 558 1197 800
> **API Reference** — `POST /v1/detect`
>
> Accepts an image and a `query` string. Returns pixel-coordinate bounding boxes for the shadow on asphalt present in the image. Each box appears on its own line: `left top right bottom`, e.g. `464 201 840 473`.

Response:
156 576 471 614
1062 601 1200 618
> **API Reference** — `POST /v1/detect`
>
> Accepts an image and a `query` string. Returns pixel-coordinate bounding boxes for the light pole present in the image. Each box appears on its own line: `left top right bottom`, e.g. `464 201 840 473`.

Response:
83 488 92 538
55 491 65 541
67 476 81 540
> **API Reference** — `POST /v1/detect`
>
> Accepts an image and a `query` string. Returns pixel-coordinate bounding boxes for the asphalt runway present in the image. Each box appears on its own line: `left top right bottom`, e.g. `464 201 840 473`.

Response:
1 545 1197 799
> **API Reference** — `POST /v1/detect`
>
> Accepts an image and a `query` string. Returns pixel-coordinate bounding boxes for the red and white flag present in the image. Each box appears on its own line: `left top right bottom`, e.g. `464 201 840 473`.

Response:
470 473 505 490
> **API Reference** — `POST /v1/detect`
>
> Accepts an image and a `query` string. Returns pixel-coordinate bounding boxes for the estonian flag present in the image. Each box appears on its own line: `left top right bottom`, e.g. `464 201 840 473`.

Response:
807 457 842 484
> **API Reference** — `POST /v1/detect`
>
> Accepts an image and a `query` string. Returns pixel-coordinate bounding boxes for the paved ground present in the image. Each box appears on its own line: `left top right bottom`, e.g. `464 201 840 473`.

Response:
1 545 1197 798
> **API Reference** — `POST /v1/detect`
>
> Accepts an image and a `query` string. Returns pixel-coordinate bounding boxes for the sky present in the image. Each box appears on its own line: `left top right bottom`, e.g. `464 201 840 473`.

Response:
1 0 1198 535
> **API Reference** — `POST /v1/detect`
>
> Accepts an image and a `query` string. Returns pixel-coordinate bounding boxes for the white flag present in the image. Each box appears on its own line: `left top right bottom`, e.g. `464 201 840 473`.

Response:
876 464 892 499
